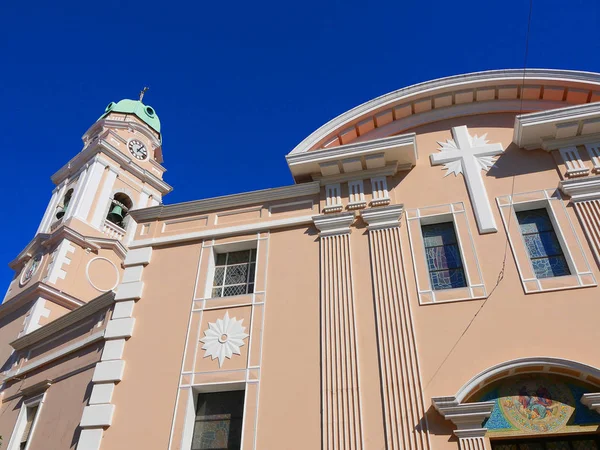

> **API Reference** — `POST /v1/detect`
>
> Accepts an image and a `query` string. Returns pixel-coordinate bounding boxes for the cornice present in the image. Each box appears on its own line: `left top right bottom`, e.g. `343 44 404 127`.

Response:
581 393 600 414
360 204 404 230
10 291 114 351
129 181 320 222
432 396 495 434
514 102 600 150
312 212 355 237
51 136 172 195
10 224 106 269
286 133 416 179
130 214 315 248
559 175 600 201
83 118 162 154
0 282 84 319
87 237 128 260
290 69 600 156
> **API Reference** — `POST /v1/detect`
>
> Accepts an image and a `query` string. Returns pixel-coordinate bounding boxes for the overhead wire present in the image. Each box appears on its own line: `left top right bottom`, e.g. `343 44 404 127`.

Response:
424 0 534 390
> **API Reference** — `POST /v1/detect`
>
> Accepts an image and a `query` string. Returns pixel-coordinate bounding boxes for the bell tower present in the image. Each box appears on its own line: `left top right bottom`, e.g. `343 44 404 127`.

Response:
1 93 172 345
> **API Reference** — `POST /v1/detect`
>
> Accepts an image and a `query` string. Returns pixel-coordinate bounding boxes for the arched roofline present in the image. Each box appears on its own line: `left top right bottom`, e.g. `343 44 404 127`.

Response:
456 357 600 403
289 69 600 156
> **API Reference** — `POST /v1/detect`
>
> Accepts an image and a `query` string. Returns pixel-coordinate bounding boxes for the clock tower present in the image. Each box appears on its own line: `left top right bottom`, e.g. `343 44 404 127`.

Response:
1 97 172 346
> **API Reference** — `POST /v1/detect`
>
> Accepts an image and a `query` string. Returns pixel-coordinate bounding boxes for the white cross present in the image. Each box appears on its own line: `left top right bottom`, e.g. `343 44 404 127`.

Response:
430 125 504 234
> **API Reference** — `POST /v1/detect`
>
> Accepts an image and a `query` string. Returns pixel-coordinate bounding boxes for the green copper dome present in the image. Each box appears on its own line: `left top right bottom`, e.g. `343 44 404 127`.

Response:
100 99 161 135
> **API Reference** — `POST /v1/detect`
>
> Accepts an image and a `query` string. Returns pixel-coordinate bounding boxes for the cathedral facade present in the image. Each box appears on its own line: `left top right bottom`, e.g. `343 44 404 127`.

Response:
3 69 600 450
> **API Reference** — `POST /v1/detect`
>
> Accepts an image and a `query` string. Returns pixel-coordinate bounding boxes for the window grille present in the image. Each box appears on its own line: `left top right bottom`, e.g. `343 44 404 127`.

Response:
211 250 256 298
421 222 467 290
516 208 571 279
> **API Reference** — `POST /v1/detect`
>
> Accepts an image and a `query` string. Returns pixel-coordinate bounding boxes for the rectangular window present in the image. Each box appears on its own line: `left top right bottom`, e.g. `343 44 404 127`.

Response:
421 222 467 290
212 250 256 298
516 208 571 279
19 405 39 450
7 394 44 450
191 391 245 450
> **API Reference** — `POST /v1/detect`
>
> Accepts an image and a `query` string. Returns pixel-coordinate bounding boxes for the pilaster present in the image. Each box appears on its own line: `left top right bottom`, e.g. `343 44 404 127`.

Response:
361 205 430 450
90 165 119 229
313 212 364 450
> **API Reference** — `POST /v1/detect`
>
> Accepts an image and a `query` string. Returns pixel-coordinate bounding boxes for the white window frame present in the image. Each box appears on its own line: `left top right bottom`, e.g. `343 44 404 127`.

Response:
323 183 343 213
370 176 390 206
204 240 258 300
347 180 366 210
180 382 246 450
512 202 574 279
584 142 600 172
559 146 589 176
496 188 597 294
406 202 486 305
6 392 47 450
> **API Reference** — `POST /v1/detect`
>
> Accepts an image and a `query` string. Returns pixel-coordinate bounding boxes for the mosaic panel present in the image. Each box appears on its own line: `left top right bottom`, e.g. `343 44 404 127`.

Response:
475 375 600 437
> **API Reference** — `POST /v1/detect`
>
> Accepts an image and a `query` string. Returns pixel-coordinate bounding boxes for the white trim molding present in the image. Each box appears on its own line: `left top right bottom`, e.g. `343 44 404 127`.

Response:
496 188 596 294
129 181 320 222
454 356 600 404
6 390 49 450
581 393 600 414
291 69 600 157
312 212 355 237
287 133 416 179
514 102 600 150
560 175 600 202
432 397 494 449
360 204 403 230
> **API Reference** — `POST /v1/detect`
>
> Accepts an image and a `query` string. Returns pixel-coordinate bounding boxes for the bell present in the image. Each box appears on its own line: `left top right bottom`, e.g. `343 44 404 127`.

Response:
55 206 65 219
107 205 124 224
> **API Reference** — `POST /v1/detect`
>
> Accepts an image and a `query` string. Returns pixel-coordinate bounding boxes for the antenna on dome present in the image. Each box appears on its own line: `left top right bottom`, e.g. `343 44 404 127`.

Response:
139 86 149 102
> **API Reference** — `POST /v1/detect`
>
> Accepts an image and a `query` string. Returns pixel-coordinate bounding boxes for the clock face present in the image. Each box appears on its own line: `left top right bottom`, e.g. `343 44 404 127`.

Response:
128 139 148 160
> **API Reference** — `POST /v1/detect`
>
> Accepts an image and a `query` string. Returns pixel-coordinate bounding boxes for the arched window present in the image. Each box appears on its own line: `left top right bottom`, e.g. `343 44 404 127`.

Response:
55 188 74 220
105 193 133 229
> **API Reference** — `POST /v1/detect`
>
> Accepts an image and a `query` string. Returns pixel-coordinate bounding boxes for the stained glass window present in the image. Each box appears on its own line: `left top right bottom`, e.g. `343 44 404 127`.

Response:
421 222 467 290
191 391 245 450
212 250 256 298
515 209 571 279
491 435 599 449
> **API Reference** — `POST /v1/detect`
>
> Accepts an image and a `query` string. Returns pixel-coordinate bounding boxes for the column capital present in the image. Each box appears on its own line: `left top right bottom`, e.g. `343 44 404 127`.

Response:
360 204 404 230
312 212 354 237
432 396 494 437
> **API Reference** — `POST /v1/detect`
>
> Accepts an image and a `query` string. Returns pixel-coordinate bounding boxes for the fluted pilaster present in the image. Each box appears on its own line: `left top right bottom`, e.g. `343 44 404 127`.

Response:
313 213 363 450
574 199 600 266
361 206 430 450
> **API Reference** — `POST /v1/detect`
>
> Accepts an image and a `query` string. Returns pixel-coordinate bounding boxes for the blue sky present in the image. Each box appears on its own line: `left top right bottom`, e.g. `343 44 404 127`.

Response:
1 0 599 288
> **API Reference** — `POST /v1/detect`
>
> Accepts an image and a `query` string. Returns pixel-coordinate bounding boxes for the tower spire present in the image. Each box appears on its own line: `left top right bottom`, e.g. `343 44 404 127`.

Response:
139 86 149 102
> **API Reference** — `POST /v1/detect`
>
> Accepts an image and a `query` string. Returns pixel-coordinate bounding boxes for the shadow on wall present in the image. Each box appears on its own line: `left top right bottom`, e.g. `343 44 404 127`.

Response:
421 404 458 443
70 380 94 449
487 143 558 179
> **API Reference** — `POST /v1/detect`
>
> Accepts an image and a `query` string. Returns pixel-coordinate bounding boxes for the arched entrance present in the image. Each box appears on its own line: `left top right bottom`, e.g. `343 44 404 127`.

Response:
433 358 600 450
